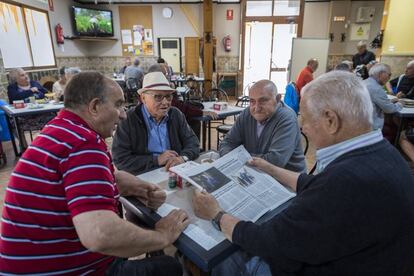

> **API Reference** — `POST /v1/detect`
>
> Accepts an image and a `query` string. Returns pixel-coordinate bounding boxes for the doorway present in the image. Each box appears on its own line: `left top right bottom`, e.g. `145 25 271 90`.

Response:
241 0 304 95
158 38 182 73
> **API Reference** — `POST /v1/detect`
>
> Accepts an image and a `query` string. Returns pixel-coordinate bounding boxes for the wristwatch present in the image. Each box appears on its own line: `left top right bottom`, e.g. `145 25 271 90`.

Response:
212 210 226 231
181 155 189 162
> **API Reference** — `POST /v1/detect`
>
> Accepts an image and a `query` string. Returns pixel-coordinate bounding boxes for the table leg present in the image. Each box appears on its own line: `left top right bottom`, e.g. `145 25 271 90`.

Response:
5 115 19 157
202 121 207 151
207 120 211 150
394 116 404 146
14 118 26 154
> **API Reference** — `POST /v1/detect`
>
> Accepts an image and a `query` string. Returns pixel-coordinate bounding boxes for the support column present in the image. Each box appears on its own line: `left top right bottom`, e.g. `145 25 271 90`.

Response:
203 0 213 97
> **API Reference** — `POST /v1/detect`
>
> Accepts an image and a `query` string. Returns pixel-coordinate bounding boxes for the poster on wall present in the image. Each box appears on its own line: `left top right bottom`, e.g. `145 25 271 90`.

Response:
121 29 132 44
133 25 144 46
144 29 153 42
350 23 371 41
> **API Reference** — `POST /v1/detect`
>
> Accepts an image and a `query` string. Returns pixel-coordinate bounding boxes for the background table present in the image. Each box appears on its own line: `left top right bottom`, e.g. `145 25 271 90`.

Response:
387 95 414 144
195 102 245 151
0 103 64 156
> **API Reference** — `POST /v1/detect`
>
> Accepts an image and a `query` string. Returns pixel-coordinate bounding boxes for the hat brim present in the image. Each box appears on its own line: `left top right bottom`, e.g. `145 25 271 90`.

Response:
138 86 176 94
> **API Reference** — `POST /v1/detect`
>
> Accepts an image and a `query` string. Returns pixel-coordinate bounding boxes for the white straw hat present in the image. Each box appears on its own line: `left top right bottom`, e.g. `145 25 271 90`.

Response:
138 72 175 94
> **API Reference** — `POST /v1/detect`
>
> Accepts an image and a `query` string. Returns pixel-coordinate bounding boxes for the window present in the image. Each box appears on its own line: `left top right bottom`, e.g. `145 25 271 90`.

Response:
0 1 56 69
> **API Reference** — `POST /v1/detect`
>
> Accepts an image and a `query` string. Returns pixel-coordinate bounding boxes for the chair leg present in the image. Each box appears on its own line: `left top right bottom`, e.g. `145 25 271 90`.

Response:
29 130 33 142
217 130 220 149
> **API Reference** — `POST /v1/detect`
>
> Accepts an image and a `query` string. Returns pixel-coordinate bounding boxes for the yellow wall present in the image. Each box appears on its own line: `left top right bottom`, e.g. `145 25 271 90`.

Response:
382 0 414 55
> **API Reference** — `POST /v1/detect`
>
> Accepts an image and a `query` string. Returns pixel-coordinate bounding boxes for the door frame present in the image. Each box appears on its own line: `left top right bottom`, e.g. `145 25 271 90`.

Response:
240 0 305 89
157 37 183 73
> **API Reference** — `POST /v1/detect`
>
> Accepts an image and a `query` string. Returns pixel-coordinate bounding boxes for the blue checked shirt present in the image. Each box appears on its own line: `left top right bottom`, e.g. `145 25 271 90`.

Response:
142 105 171 156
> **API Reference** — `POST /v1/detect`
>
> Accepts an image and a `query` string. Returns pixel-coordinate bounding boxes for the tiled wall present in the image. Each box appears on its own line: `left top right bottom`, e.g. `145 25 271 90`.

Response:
380 56 414 78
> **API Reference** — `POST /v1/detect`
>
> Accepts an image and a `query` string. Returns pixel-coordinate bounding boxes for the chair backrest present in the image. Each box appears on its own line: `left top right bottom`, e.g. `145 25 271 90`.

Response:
236 96 250 107
284 82 299 114
126 78 141 91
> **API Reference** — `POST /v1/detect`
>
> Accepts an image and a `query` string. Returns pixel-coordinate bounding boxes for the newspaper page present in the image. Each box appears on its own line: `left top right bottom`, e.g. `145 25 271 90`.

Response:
170 145 296 223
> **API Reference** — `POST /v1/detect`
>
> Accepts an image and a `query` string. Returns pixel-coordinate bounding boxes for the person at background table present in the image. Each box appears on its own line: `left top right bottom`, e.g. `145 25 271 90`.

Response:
119 56 132 74
219 80 306 173
157 57 174 80
7 68 46 104
363 63 402 130
0 71 189 275
296 58 318 97
112 72 200 175
193 71 414 276
124 57 144 90
147 63 218 139
391 60 414 99
352 41 376 69
53 67 81 101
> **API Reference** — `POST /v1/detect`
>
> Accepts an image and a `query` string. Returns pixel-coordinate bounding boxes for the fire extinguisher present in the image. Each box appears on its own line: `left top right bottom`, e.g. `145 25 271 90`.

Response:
55 24 64 45
222 35 231 52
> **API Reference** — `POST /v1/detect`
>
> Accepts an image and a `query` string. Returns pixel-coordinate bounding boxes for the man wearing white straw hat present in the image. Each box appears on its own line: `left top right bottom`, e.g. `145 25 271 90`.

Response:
112 72 200 175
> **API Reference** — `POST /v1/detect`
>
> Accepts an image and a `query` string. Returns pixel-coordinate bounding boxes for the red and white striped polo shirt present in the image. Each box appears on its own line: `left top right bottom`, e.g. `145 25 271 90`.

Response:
0 109 120 275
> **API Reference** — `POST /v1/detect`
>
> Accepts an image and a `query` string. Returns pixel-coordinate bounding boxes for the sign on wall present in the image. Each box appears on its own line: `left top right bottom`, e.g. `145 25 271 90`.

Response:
350 23 371 41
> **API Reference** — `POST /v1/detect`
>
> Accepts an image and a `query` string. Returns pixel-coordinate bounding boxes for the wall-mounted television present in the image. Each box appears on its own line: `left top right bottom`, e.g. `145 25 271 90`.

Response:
72 6 114 37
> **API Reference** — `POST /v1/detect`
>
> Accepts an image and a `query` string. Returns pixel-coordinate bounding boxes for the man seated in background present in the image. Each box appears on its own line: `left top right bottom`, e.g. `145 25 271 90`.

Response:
119 57 131 74
392 60 414 99
7 68 46 103
219 80 306 173
296 58 318 97
193 71 414 276
112 72 200 175
0 72 189 275
352 41 376 69
53 67 81 101
157 57 174 79
363 63 402 130
124 57 144 90
7 68 52 149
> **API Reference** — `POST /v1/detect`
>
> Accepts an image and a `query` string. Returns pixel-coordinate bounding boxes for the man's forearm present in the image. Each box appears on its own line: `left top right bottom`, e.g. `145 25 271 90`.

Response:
268 166 300 192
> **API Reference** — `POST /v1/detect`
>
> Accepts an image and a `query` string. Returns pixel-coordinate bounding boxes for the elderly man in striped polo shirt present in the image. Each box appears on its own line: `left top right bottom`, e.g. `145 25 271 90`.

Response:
0 72 189 275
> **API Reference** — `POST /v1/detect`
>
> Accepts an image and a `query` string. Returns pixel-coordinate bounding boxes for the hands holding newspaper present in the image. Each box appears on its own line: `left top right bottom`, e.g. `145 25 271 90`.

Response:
192 190 222 220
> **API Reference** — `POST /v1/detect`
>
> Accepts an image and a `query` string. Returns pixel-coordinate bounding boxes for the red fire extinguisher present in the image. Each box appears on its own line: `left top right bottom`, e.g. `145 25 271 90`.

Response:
55 24 64 45
223 35 231 52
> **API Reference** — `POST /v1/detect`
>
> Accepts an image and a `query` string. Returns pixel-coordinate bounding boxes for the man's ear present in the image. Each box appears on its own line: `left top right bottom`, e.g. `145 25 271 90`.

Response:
276 94 282 102
87 98 101 117
322 109 341 135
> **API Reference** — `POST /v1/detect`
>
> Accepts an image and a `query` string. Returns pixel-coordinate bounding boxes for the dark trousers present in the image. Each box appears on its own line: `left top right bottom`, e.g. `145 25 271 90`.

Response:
106 256 182 276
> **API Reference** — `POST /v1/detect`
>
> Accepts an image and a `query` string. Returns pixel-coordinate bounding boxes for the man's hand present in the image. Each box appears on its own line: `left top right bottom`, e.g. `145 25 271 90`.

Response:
131 181 166 210
115 170 166 209
31 87 39 93
192 190 222 220
396 92 406 98
391 97 400 103
155 209 189 245
165 156 184 170
158 150 179 166
203 111 219 120
248 157 274 174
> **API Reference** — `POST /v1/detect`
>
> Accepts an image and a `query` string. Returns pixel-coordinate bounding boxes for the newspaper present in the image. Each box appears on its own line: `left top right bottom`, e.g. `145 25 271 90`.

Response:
170 145 296 223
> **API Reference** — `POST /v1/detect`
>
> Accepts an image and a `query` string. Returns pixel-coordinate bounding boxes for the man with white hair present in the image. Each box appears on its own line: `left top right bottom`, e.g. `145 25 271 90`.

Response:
364 63 402 130
192 71 414 275
112 72 199 175
219 80 306 172
391 60 414 99
352 41 376 69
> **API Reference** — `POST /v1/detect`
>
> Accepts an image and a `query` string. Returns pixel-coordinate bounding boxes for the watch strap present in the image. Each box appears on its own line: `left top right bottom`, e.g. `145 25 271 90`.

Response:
212 210 226 231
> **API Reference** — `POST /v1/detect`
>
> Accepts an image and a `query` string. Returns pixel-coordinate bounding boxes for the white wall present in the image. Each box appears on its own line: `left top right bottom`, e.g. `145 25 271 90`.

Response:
152 4 200 56
302 2 330 39
344 1 384 54
213 4 241 56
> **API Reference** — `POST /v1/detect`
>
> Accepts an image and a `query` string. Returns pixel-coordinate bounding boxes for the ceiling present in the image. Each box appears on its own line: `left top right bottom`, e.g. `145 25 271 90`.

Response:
73 0 240 3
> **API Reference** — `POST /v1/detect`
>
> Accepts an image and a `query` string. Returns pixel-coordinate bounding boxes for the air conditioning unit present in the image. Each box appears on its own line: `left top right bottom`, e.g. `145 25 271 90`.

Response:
356 7 375 23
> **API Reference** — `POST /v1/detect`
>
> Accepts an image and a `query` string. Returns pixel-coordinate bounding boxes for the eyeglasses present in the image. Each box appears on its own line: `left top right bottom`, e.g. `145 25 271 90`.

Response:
144 92 174 102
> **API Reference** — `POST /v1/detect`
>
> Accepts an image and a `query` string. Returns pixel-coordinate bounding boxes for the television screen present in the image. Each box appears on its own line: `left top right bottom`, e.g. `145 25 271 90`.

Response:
72 6 113 37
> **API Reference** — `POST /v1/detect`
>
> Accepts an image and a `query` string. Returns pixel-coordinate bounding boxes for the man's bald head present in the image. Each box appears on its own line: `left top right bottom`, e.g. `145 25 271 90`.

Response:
307 58 319 72
249 80 279 123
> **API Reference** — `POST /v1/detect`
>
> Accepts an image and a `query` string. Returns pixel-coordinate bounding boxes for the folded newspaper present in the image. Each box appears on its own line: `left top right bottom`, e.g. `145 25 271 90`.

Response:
170 145 296 223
